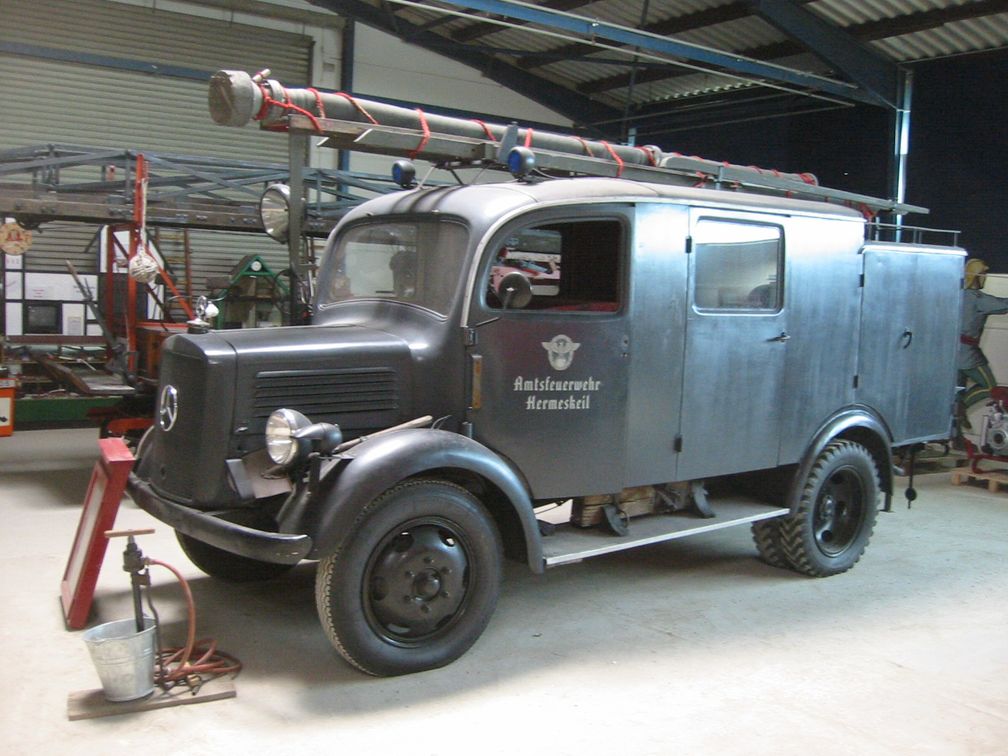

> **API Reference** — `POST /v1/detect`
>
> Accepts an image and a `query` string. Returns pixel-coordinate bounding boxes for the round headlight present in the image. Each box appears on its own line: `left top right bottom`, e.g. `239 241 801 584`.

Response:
259 183 291 243
265 408 311 466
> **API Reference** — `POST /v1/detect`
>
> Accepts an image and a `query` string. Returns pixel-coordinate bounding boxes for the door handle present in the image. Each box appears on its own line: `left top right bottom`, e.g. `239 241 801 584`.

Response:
768 331 791 343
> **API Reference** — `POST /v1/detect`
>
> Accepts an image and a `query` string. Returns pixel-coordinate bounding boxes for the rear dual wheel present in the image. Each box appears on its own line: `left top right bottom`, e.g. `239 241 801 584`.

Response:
779 440 880 577
315 480 502 676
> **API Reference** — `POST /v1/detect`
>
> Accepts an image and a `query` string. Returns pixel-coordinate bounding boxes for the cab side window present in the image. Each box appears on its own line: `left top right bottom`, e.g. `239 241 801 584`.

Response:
487 219 622 312
693 219 783 312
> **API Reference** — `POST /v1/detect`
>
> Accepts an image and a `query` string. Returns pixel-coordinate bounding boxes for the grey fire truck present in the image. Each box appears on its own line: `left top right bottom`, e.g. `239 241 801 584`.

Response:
127 72 963 676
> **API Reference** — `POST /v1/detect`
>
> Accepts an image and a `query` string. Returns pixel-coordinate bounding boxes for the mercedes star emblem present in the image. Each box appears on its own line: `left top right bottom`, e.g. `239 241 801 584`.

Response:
159 384 179 431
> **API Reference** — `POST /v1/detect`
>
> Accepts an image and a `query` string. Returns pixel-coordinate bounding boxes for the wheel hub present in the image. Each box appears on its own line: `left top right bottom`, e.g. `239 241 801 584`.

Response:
815 469 863 556
367 522 469 639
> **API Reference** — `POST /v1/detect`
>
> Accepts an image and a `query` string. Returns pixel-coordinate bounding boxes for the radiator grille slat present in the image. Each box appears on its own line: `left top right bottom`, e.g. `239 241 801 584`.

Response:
253 368 399 419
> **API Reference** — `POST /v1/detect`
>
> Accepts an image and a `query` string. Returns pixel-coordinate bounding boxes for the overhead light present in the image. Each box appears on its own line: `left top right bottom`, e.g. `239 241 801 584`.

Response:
259 183 291 243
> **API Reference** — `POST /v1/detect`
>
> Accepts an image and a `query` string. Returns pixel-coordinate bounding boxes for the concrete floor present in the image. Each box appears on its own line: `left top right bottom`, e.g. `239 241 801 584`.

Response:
1 428 1007 755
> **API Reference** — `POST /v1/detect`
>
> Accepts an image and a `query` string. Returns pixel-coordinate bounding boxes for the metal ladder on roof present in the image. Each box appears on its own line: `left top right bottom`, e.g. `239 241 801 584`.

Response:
210 68 928 218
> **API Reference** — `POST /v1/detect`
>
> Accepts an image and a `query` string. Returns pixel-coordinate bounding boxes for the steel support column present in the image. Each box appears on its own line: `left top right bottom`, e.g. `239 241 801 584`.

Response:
889 69 914 232
338 19 356 175
288 131 307 323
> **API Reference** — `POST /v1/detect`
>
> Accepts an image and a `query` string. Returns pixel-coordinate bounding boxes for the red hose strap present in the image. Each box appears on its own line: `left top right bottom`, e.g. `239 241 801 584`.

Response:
524 128 534 148
409 108 430 159
799 172 817 186
334 92 379 125
576 137 593 156
307 87 326 119
637 146 658 166
600 140 624 177
472 119 496 141
254 82 323 133
254 82 273 121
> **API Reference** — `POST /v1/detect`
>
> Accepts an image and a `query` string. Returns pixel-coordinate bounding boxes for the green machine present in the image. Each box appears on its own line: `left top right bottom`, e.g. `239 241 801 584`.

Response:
210 255 289 329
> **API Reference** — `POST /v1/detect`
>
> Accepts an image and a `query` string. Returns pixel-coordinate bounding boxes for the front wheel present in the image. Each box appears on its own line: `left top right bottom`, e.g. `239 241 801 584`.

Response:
780 440 879 577
315 480 503 676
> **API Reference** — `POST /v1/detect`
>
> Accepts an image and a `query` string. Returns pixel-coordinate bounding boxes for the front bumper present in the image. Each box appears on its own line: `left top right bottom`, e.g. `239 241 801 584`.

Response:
127 473 312 564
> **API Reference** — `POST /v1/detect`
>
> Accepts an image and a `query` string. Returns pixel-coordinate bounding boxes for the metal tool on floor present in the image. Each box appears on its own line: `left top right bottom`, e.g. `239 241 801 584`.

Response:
69 529 240 720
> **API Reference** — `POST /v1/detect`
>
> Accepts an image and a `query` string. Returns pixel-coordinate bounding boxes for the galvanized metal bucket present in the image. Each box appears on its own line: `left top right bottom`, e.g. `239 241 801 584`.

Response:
82 617 157 702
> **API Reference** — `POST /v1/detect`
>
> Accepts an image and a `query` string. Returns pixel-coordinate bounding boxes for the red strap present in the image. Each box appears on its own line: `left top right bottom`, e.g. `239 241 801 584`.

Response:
962 334 980 346
253 82 323 133
409 108 431 159
524 128 534 148
637 145 658 166
723 161 740 189
576 137 593 156
600 141 624 177
254 82 273 121
471 119 496 141
307 87 326 119
334 92 379 125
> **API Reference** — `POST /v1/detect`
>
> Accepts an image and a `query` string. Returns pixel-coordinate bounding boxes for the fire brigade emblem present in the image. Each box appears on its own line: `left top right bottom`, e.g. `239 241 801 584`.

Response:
542 334 580 371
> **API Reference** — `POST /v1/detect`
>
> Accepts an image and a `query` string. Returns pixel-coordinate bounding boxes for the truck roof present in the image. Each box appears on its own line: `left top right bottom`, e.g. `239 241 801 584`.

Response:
340 177 867 232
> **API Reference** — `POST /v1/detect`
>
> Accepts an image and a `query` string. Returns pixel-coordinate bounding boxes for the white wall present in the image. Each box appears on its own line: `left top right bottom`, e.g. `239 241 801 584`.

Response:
979 274 1008 385
109 1 574 177
353 24 569 126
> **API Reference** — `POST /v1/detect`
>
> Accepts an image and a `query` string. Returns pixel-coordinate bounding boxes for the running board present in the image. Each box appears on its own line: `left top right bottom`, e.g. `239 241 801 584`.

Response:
541 498 788 568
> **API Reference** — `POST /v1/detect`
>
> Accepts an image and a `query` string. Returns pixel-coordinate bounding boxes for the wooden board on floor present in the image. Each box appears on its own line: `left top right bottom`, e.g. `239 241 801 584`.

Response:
951 468 1008 493
67 677 236 720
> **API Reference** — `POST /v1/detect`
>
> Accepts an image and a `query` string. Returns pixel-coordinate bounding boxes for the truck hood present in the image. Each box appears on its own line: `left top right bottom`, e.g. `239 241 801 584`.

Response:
140 323 413 507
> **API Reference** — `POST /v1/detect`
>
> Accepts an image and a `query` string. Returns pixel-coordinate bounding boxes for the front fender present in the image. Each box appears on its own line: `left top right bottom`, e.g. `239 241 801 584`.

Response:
305 429 543 571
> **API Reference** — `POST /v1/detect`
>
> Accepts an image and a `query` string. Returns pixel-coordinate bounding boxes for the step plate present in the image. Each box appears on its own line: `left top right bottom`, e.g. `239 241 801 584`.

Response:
542 498 788 567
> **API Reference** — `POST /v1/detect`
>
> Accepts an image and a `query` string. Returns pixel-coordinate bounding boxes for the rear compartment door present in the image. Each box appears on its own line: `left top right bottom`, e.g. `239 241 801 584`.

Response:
676 209 789 480
857 244 963 443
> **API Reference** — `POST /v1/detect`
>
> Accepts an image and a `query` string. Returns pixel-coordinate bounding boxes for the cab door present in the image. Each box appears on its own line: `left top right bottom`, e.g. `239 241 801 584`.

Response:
675 210 789 480
465 207 631 500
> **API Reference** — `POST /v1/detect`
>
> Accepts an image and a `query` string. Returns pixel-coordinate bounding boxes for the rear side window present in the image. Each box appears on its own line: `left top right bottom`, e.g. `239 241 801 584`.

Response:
486 219 622 312
693 219 783 311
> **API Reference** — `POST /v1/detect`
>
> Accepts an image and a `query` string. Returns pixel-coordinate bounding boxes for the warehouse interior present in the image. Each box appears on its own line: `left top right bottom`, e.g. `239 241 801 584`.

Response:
1 0 1007 752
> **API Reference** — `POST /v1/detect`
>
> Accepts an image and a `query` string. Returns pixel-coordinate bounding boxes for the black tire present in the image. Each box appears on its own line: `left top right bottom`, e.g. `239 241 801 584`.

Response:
175 510 295 582
780 440 879 577
751 519 791 569
315 479 503 676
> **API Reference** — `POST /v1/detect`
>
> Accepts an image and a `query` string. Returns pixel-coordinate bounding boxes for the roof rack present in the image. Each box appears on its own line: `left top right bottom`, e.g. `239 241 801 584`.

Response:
210 69 927 218
0 144 401 236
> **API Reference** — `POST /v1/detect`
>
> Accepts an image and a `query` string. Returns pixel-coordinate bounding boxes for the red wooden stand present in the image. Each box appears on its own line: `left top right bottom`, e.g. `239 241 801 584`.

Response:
60 437 135 630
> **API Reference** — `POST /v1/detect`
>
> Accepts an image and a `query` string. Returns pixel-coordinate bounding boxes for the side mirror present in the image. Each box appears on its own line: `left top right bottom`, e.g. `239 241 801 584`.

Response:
496 271 533 309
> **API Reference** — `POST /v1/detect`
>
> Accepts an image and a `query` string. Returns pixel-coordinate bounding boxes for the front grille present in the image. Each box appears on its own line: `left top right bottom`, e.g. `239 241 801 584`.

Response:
253 367 399 421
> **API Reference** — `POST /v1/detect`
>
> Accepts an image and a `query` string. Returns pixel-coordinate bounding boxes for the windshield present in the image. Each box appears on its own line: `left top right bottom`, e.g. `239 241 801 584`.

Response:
316 218 469 316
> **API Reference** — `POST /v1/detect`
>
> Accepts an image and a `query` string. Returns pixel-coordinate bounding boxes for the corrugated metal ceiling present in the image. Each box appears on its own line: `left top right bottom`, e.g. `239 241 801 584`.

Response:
313 0 1008 136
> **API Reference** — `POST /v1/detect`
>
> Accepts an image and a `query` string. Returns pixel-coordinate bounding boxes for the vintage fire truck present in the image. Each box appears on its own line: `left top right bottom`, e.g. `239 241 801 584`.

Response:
127 71 963 676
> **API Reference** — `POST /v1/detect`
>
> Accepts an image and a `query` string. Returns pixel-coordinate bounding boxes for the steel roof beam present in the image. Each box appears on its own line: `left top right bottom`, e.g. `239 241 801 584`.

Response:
425 0 871 104
452 0 591 43
746 0 898 108
517 0 804 70
307 0 621 129
581 0 1008 99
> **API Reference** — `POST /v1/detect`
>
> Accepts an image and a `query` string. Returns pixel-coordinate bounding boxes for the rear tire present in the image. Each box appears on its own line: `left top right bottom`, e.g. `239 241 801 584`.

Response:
315 479 502 676
751 519 790 569
780 441 879 577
